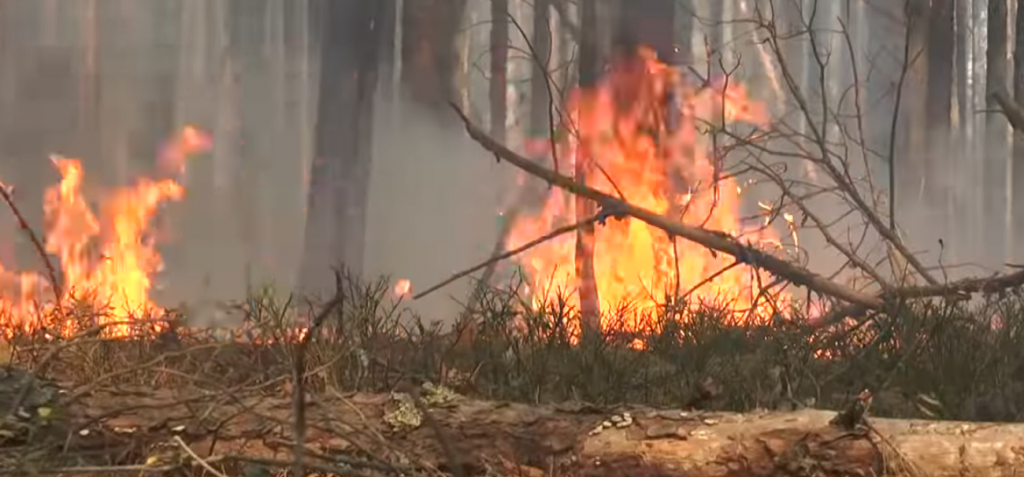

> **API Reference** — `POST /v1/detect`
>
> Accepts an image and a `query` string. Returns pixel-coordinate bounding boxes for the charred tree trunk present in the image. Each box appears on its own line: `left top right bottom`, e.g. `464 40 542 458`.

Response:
898 0 930 217
987 0 1010 267
677 1 694 66
377 0 399 103
1013 0 1024 261
925 0 955 247
529 0 552 142
956 0 969 134
576 0 602 336
490 0 508 144
298 0 383 295
618 0 676 64
400 0 467 115
709 0 724 57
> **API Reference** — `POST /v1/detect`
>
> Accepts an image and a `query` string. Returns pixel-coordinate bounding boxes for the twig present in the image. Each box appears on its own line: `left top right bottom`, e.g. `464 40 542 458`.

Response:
0 179 63 301
415 213 605 300
292 285 345 477
6 318 148 418
172 435 228 477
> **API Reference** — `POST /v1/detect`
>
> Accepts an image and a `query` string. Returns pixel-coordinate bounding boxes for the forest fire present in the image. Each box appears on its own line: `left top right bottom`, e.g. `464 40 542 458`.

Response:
508 46 789 331
0 126 212 338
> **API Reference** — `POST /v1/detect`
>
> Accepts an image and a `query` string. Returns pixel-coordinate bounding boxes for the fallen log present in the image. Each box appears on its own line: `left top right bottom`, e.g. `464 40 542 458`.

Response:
41 386 1024 476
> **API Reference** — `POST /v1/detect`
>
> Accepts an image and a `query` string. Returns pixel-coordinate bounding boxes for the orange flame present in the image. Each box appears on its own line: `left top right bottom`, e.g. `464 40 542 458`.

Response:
508 46 788 332
0 126 212 337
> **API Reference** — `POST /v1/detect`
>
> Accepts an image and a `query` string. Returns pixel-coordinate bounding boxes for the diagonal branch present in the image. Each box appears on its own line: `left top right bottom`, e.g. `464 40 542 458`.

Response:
449 102 886 310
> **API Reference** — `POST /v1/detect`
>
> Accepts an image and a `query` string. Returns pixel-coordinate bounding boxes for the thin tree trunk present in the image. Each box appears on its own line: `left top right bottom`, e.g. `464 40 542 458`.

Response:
619 0 675 63
956 0 970 133
79 0 100 180
678 0 694 66
400 0 467 115
490 0 508 145
1013 0 1024 262
899 0 929 215
576 0 601 336
926 0 955 252
377 0 399 103
298 0 382 294
987 0 1010 267
468 0 544 304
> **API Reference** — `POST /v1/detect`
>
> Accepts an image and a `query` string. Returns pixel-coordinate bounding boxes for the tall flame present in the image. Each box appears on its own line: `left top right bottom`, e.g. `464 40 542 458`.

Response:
508 46 787 330
0 126 211 337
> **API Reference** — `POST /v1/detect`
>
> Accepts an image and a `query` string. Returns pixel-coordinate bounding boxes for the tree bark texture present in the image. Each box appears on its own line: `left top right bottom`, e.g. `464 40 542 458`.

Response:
400 0 467 115
1013 0 1024 261
298 0 382 294
955 0 969 133
74 388 1024 477
617 0 676 64
986 0 1010 266
575 0 602 335
490 0 508 144
925 0 955 247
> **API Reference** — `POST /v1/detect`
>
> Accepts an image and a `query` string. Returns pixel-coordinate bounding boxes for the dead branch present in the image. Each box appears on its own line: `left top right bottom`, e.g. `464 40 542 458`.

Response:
414 213 604 301
449 102 885 310
451 102 1024 312
0 179 63 305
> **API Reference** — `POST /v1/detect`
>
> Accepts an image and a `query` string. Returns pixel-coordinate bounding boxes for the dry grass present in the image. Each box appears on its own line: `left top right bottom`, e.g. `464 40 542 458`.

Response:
5 269 1024 424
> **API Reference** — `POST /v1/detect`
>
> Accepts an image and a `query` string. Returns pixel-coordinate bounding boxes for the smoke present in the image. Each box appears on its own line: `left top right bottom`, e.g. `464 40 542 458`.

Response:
362 100 515 321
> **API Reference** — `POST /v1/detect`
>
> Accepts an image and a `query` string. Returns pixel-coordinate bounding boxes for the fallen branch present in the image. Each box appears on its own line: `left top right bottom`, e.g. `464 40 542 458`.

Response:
452 103 1024 312
449 102 885 310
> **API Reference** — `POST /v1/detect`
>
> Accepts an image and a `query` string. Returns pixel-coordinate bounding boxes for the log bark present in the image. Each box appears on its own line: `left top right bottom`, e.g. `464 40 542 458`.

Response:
65 387 1024 477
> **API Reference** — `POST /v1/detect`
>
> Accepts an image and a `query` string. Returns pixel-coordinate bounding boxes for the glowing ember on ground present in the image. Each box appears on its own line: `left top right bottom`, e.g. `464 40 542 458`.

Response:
0 126 212 337
507 46 790 330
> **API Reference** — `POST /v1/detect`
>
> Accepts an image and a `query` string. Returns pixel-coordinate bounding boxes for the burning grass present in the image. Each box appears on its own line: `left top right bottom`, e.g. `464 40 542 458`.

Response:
2 271 1024 475
5 271 1024 423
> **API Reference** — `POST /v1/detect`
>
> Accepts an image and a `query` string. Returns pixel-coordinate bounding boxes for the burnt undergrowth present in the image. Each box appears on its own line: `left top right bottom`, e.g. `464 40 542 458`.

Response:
4 268 1024 424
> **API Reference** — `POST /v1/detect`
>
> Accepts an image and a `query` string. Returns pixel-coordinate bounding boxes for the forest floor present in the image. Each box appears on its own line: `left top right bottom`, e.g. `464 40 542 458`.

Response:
3 274 1024 475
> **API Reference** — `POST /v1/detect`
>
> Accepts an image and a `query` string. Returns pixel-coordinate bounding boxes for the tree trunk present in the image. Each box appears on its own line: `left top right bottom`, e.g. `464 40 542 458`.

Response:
925 0 955 251
467 0 550 305
297 0 383 295
1013 0 1024 262
618 0 676 64
79 389 1024 477
400 0 467 115
956 0 970 134
576 0 601 336
677 0 694 67
529 0 552 142
898 0 930 216
377 0 399 103
987 0 1010 268
490 0 509 145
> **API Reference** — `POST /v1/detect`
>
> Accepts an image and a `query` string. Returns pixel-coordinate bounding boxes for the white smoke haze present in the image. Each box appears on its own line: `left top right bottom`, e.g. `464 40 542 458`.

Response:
0 0 1007 327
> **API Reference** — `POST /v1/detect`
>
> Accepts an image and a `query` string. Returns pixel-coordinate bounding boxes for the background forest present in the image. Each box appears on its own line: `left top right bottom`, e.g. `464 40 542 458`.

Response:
4 0 1024 475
